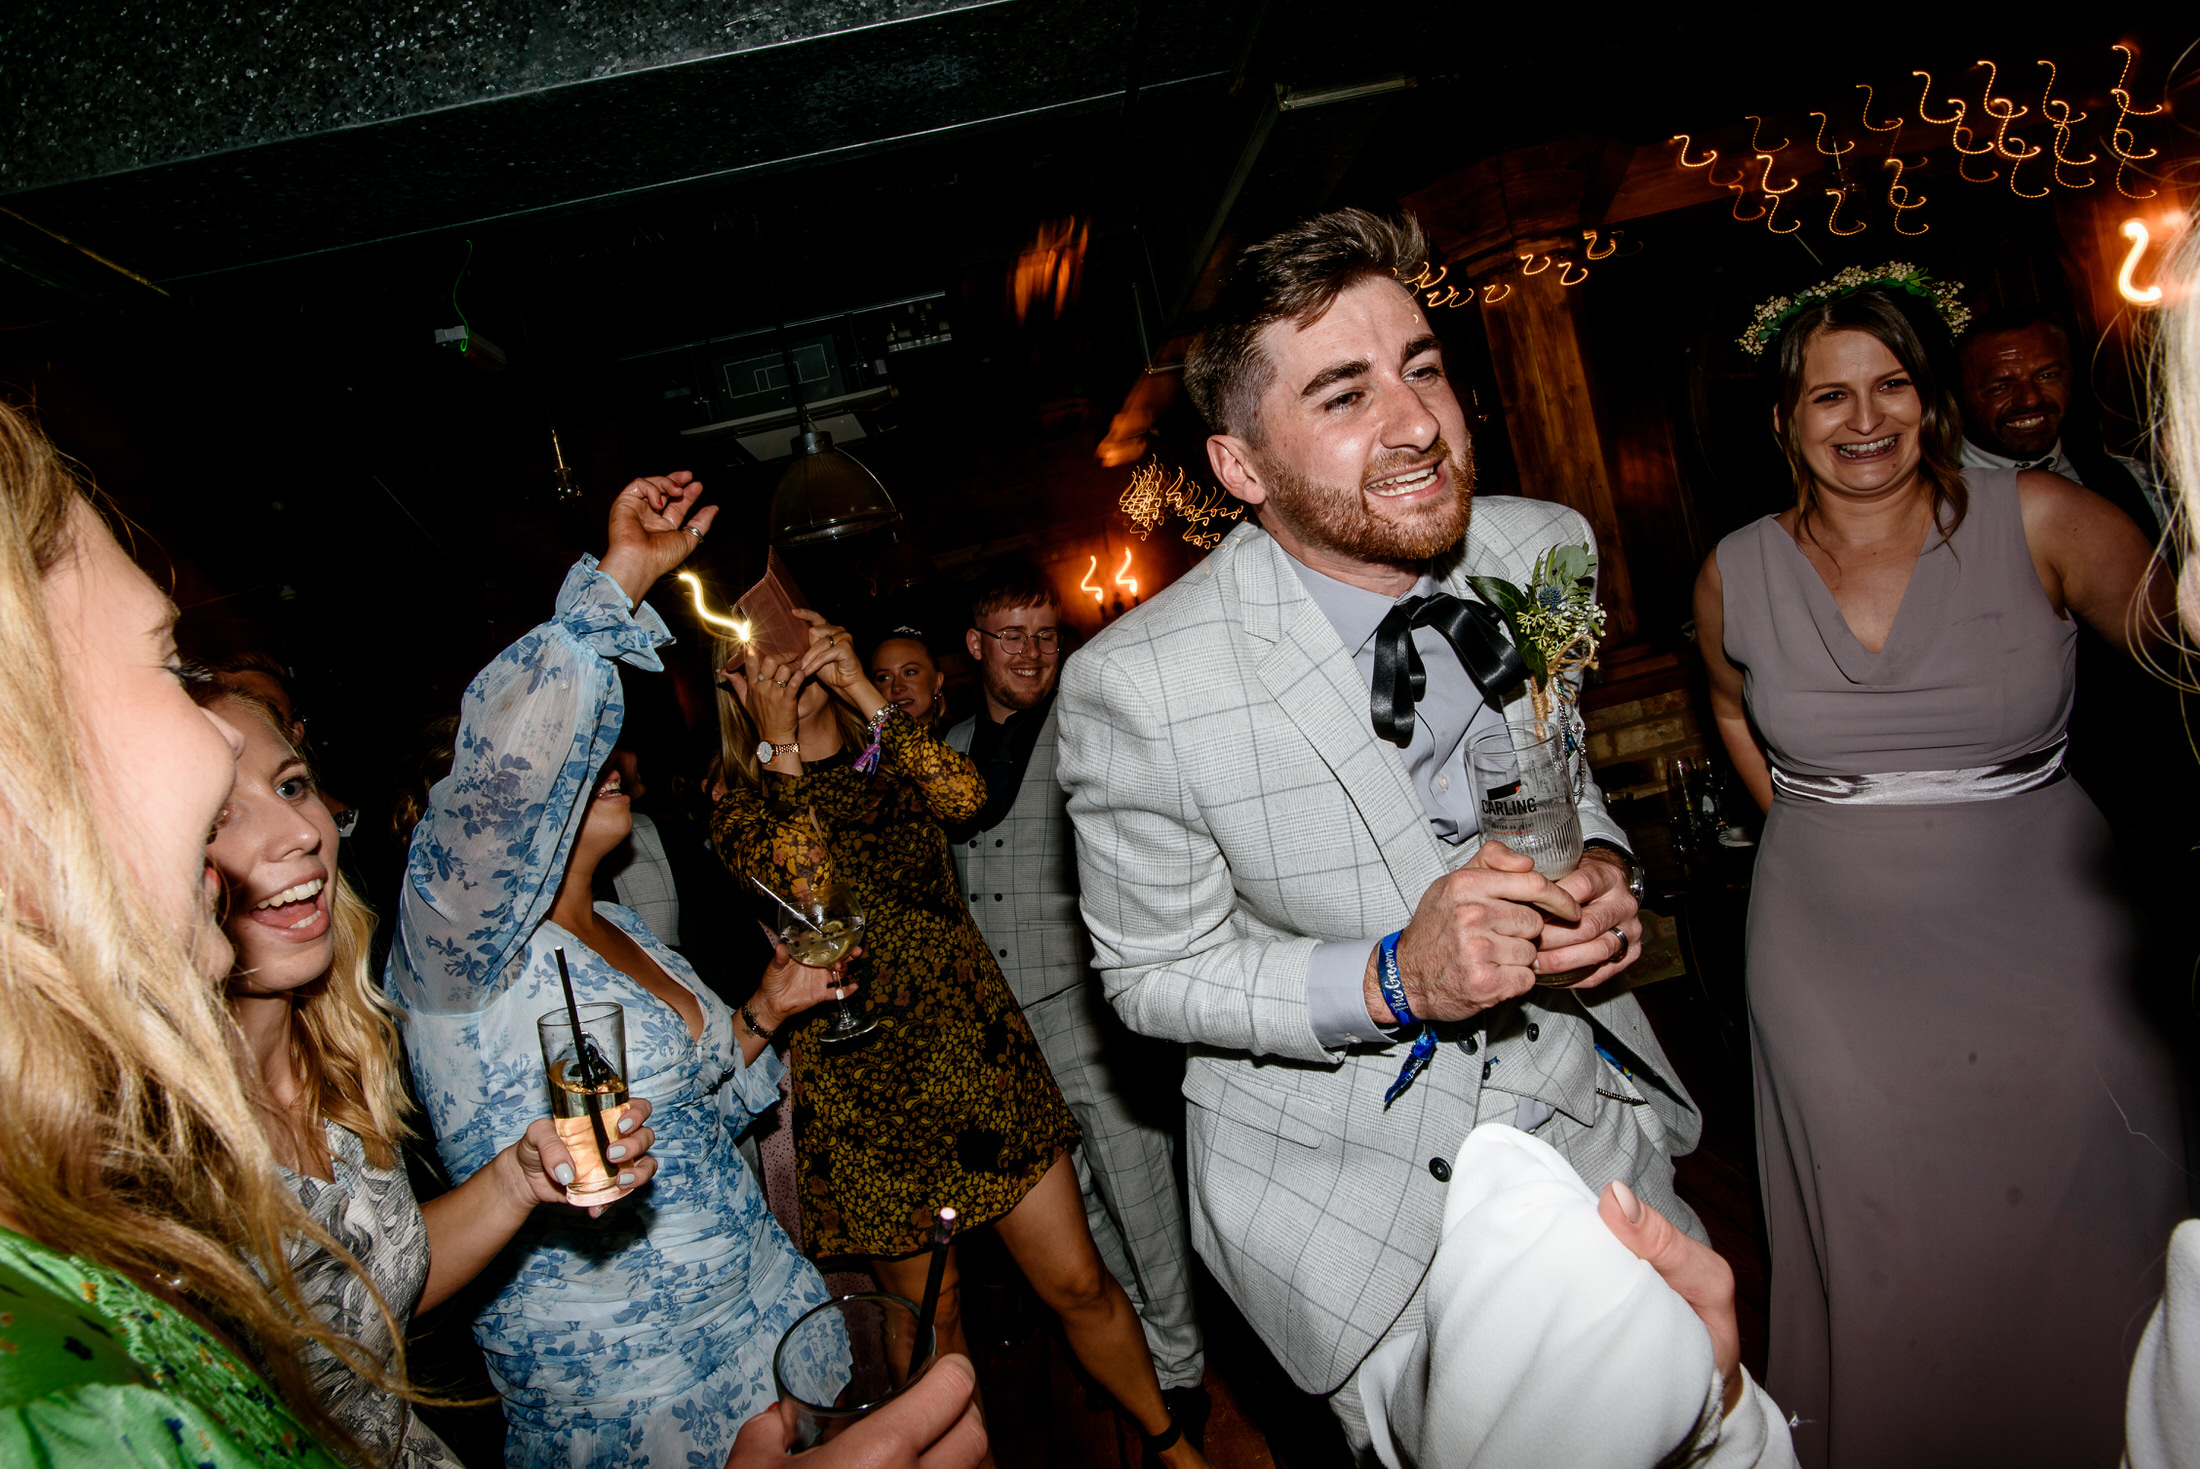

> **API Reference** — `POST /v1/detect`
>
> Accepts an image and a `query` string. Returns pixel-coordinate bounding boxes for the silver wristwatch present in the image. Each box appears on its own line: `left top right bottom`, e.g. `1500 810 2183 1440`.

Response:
1583 839 1646 901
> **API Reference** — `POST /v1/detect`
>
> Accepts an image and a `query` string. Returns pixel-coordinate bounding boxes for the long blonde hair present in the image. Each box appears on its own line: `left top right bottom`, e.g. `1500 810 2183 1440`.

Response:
208 692 415 1171
714 630 870 789
0 401 385 1460
2161 214 2200 575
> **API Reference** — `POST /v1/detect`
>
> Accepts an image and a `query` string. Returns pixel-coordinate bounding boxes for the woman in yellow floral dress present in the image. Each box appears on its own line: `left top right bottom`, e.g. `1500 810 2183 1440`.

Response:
712 611 1209 1469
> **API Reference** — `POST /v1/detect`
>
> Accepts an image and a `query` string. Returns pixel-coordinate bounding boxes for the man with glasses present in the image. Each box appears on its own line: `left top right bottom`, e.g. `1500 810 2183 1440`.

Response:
945 565 1208 1437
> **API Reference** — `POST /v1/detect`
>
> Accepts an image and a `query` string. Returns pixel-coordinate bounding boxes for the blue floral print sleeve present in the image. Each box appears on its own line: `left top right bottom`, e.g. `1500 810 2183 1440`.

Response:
388 557 828 1469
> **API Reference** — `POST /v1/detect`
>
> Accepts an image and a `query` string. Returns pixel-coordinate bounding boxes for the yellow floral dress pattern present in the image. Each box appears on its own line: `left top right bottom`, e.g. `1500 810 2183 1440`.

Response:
711 711 1078 1259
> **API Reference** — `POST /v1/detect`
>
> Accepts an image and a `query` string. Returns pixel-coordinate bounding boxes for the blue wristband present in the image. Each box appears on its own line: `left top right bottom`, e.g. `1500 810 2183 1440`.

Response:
1376 931 1438 1109
1376 931 1416 1027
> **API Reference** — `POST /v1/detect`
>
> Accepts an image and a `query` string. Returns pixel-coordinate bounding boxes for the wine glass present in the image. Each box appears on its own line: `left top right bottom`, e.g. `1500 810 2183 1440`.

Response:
760 806 875 1046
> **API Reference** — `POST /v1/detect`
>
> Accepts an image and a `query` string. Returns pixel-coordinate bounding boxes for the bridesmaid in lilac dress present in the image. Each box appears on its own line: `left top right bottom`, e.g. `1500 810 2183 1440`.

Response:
1695 283 2184 1468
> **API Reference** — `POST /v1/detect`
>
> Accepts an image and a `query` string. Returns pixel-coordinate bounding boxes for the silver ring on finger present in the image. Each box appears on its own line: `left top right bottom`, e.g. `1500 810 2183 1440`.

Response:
687 526 704 539
1610 925 1630 958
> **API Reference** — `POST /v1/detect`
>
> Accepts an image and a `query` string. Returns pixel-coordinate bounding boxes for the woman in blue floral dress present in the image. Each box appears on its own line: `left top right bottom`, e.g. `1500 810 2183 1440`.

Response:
388 474 850 1468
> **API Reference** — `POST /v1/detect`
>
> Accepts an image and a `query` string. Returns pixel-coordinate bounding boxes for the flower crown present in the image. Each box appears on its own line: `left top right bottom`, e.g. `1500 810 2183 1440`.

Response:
1738 262 1971 358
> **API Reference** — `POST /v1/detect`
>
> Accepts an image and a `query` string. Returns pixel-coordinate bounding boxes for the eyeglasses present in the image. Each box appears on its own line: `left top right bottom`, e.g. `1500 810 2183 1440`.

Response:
975 627 1061 653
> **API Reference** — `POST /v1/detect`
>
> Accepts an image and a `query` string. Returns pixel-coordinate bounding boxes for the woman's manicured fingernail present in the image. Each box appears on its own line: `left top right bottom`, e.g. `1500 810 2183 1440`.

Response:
607 1144 628 1161
1612 1179 1645 1225
618 1171 636 1187
618 1114 638 1135
553 1163 576 1186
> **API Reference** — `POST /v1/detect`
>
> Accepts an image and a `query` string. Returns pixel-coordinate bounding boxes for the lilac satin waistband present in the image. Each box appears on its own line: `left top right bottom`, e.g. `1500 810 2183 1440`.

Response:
1769 737 2067 806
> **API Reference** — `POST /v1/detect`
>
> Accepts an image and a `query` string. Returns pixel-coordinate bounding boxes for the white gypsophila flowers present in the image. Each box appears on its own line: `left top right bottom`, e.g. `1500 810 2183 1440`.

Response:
1738 262 1972 356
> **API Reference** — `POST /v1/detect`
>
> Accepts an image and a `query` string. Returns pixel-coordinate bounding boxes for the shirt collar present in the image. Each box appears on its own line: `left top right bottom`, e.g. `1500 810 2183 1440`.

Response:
1961 436 2067 473
1285 551 1439 657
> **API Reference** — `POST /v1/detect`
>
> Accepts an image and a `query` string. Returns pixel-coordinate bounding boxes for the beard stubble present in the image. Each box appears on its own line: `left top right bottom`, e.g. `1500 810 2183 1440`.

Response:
1258 435 1475 566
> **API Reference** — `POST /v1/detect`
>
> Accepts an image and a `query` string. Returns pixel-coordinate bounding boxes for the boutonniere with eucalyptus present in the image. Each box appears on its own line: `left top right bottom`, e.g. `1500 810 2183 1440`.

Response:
1466 543 1605 731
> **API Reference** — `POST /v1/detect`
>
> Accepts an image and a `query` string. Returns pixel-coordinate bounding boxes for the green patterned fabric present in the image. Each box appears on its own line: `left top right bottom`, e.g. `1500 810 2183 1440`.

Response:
0 1226 342 1467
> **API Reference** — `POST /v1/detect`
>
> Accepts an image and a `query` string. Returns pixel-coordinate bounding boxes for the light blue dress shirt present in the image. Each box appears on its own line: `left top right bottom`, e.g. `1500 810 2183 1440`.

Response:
1285 556 1508 1049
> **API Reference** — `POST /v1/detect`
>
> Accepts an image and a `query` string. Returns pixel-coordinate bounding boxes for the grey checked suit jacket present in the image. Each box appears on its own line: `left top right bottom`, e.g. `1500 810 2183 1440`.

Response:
1057 503 1702 1395
944 706 1088 1010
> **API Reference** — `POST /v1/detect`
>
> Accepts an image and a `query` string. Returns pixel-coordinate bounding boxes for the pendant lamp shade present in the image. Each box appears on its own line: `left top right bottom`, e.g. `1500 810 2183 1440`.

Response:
770 429 899 544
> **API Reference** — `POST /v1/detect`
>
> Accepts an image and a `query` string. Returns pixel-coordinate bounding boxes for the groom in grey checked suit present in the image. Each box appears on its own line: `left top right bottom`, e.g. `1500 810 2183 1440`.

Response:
1057 209 1703 1444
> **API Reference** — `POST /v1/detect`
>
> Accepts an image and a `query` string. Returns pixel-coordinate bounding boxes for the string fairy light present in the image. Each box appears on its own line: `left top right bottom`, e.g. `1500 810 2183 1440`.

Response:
1583 230 1617 260
1481 282 1512 305
1856 83 1903 131
1671 134 1718 169
1519 253 1552 275
1730 184 1766 222
1745 115 1790 153
2107 44 2163 200
1810 111 1855 156
1756 153 1799 195
1912 70 1966 126
1557 259 1590 284
2007 153 2049 199
1764 194 1801 235
1120 457 1242 550
1824 187 1868 236
2118 219 2165 305
1884 157 1930 234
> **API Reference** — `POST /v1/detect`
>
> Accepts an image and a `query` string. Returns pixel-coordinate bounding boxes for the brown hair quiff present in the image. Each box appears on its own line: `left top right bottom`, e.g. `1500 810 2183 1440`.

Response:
968 562 1059 623
0 400 388 1460
1184 208 1430 443
1769 286 1969 546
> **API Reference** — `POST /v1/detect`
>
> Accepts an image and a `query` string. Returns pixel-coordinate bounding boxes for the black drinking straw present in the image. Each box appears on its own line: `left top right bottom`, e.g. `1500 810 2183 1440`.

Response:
553 947 615 1173
913 1207 959 1357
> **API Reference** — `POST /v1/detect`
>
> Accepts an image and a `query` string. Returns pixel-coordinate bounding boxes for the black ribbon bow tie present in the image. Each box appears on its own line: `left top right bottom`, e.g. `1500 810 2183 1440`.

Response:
1369 592 1530 747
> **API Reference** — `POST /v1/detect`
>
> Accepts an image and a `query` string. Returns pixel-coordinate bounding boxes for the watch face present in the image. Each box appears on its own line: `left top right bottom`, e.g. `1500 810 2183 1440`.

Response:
756 739 773 764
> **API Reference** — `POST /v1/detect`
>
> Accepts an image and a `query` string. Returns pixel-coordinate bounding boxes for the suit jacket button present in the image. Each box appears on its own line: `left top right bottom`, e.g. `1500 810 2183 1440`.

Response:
1526 1022 1540 1042
994 893 1003 901
1428 1157 1452 1182
971 891 981 900
969 839 978 848
999 949 1008 958
1463 1035 1478 1055
996 839 1005 847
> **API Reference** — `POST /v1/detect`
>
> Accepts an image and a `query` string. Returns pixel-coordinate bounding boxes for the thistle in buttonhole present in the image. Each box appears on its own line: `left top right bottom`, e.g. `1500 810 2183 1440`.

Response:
1466 542 1605 730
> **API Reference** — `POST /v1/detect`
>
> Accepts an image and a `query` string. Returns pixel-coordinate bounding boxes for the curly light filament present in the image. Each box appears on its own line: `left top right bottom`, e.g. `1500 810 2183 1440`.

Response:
1582 229 1616 260
1672 135 1719 169
1481 282 1512 305
2007 153 2048 198
1950 122 1995 156
1857 83 1903 131
1976 60 2024 122
1729 185 1766 222
1557 259 1589 285
2037 60 2081 125
676 571 751 641
1745 115 1789 153
1756 153 1798 194
1824 188 1867 235
1763 194 1800 234
2113 44 2165 117
1112 548 1138 601
1993 110 2040 162
1810 112 1855 156
1958 151 2001 184
1079 556 1104 606
2119 219 2165 305
1912 71 1965 127
2051 121 2097 188
1519 253 1552 276
1885 158 1929 233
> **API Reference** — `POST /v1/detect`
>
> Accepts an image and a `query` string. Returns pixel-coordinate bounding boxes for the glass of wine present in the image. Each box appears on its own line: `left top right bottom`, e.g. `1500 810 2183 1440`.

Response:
534 1001 632 1201
764 807 875 1046
773 1293 938 1449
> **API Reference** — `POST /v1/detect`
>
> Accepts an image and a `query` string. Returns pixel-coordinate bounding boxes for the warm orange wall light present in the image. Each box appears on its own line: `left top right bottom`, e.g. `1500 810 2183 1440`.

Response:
1079 555 1105 605
2119 219 2166 306
1113 548 1138 601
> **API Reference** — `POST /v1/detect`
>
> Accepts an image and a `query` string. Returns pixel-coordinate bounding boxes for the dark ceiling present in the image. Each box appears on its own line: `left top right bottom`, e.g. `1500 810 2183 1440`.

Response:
1 2 2193 827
